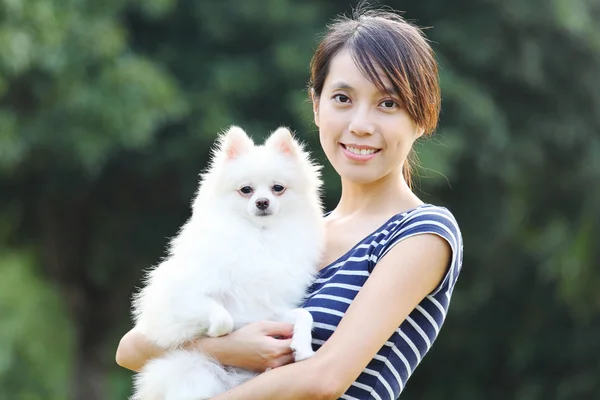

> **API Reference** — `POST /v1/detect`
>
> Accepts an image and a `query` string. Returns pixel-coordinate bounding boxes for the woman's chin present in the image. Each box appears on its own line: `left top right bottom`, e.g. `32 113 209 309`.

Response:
337 168 381 185
334 162 404 186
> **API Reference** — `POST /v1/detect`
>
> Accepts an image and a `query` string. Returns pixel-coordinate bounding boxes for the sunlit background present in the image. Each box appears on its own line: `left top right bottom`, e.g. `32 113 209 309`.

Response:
1 0 599 399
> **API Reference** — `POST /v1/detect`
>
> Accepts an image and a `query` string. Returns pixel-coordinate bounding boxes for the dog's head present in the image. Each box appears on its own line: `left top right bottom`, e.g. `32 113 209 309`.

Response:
200 126 322 224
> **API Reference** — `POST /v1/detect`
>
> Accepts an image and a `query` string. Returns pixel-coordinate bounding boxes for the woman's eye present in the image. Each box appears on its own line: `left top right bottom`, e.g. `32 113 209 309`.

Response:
381 100 397 108
239 186 253 194
334 94 350 103
272 184 285 193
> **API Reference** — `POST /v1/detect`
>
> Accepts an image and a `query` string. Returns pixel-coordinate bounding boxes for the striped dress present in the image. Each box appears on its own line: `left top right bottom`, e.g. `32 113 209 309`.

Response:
301 204 463 399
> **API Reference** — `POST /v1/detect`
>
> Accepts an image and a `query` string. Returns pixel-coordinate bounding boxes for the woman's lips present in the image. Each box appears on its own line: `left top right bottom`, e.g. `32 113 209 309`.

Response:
340 143 381 161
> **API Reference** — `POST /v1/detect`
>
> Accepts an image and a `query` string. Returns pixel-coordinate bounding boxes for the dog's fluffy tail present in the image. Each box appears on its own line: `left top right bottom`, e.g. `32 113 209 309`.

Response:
130 349 253 400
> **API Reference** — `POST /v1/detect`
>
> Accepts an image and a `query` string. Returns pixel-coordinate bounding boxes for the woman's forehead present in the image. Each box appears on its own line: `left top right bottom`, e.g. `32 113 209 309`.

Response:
324 50 396 95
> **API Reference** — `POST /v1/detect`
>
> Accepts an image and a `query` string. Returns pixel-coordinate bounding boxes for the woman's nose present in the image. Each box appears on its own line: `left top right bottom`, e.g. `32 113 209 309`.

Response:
348 106 375 136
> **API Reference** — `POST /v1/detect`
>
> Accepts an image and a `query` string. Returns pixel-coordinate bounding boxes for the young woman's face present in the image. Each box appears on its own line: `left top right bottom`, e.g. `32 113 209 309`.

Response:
313 49 423 185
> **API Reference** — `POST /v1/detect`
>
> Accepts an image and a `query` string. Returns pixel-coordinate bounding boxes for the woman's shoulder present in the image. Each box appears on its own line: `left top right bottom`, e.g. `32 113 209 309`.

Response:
377 203 461 237
373 203 463 264
371 203 463 294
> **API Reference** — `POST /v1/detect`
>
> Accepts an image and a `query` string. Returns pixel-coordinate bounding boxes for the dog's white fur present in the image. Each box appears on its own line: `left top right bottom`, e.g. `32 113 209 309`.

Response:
130 126 325 400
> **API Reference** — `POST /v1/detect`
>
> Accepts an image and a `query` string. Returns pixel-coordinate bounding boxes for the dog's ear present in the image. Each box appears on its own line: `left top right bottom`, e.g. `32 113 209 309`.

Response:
265 127 299 156
221 126 254 159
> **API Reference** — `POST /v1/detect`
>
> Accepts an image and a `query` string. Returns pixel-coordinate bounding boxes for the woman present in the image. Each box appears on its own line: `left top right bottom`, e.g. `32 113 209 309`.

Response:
116 7 463 400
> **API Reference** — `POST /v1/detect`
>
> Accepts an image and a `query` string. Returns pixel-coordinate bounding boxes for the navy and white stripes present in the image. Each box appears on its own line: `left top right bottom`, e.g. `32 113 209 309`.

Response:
301 204 463 399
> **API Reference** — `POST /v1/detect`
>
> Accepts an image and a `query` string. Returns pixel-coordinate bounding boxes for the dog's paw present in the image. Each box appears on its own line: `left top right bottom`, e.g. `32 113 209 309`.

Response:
292 346 315 362
290 340 315 362
206 309 234 337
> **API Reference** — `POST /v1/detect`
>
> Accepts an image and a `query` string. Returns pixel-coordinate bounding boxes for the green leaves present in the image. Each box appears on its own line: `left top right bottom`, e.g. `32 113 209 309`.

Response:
0 249 74 400
1 0 599 398
0 0 186 175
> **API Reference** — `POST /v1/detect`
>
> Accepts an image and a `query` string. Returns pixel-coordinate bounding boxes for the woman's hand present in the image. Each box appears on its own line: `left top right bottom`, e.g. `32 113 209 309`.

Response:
198 320 296 372
116 320 296 374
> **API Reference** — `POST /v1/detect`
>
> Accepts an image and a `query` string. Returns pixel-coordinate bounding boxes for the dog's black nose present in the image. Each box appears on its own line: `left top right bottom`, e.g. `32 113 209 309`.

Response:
255 198 270 210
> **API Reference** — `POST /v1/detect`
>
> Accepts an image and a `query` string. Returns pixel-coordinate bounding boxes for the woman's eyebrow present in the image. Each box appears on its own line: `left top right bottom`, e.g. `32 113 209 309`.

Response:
330 81 353 91
330 81 399 96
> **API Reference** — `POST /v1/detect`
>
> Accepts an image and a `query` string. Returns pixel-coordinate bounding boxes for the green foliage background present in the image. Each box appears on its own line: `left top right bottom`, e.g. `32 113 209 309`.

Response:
1 0 599 399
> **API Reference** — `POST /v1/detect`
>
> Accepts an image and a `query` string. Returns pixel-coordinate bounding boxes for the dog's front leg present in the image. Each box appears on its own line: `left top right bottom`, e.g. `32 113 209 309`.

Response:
136 295 235 348
279 308 316 361
203 297 235 338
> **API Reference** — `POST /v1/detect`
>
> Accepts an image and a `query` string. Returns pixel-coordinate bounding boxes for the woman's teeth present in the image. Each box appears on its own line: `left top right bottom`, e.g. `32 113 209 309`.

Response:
345 145 378 155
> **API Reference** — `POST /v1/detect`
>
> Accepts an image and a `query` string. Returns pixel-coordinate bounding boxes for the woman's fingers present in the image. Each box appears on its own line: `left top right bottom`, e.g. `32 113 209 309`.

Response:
267 353 295 369
275 338 294 355
258 321 294 338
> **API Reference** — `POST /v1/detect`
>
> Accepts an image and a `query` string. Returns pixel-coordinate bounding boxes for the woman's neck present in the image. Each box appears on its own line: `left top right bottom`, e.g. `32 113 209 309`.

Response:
332 170 423 219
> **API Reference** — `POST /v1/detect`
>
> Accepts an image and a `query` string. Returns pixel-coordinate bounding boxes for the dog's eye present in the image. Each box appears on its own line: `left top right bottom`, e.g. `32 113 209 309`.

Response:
239 186 253 195
272 184 285 193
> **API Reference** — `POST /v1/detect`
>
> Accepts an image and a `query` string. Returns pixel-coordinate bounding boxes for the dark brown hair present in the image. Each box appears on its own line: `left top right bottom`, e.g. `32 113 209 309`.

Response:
309 7 441 186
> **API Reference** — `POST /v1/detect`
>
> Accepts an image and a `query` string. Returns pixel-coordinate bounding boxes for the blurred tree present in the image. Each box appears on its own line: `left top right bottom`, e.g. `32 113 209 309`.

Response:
388 0 600 399
0 0 185 398
1 0 599 399
0 247 75 400
1 0 329 398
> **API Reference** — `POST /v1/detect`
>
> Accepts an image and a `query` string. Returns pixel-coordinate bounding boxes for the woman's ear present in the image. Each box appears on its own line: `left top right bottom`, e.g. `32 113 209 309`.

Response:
311 89 320 127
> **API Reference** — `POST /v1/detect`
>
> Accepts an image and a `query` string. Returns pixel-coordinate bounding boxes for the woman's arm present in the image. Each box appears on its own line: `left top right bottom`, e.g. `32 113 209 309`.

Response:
210 233 452 399
115 321 296 373
115 329 162 372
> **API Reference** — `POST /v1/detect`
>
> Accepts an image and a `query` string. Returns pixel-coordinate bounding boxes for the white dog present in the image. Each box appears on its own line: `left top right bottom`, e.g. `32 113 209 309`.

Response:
130 126 325 400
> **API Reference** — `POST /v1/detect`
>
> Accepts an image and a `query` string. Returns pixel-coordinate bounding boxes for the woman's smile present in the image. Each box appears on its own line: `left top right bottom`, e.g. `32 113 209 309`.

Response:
339 143 381 162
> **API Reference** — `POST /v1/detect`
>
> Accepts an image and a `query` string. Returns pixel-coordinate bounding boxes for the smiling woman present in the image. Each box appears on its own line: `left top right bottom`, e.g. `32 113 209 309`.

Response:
311 49 424 186
207 7 461 400
309 11 440 188
116 6 462 400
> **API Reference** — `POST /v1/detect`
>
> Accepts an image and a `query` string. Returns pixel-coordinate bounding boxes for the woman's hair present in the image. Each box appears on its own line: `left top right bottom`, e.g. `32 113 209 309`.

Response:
309 6 441 187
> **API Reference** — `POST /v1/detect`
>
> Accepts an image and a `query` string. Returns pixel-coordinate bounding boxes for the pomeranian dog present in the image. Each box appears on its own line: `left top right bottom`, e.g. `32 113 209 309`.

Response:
130 126 325 400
